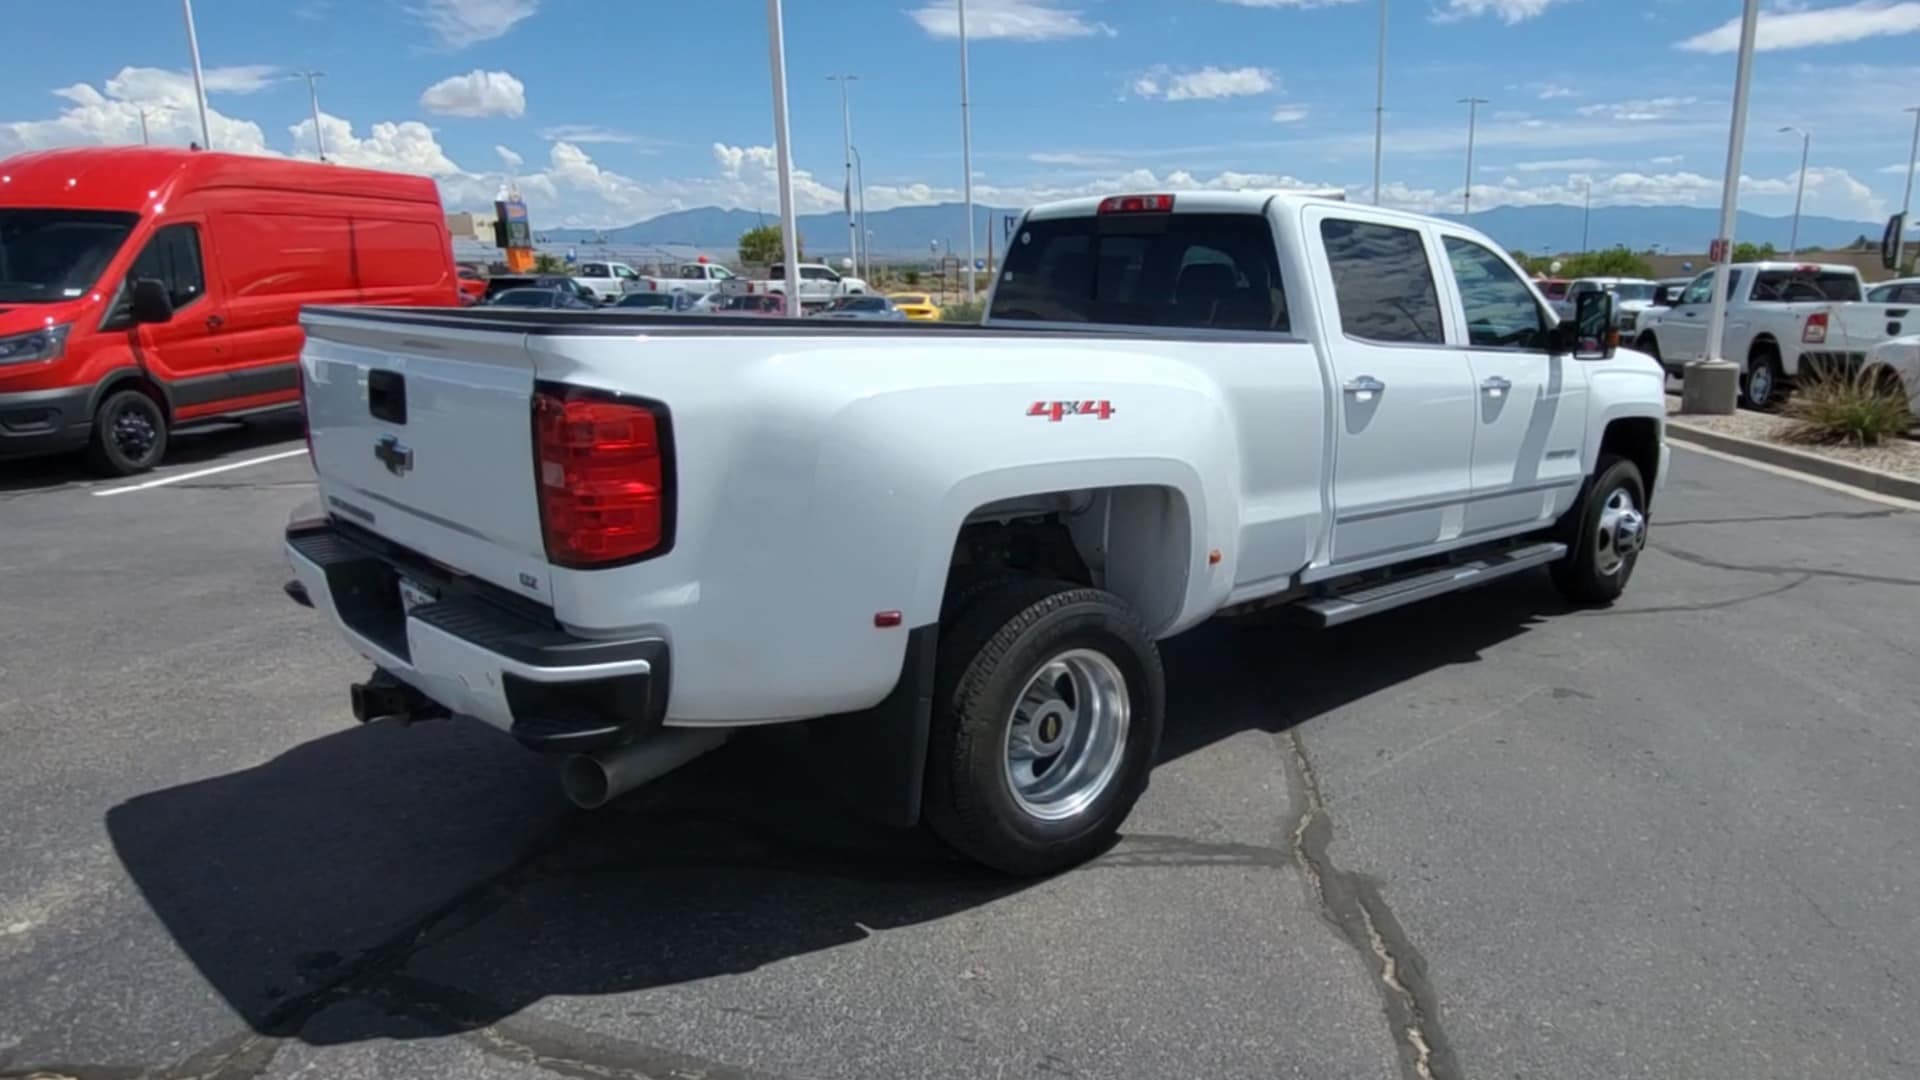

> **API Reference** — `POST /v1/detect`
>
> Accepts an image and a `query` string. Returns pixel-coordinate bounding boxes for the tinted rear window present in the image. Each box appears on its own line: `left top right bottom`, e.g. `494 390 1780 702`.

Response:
1751 270 1861 303
989 211 1289 332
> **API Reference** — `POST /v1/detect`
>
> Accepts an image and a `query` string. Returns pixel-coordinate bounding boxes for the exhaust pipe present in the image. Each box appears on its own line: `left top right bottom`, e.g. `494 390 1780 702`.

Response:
561 728 730 809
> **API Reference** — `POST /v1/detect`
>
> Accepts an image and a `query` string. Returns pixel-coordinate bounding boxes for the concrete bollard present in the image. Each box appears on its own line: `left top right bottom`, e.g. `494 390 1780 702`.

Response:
1681 359 1740 415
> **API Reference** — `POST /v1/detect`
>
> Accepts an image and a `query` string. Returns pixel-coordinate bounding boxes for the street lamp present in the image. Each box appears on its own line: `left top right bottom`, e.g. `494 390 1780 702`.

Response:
852 145 870 282
827 74 860 275
180 0 213 149
1581 177 1592 255
958 0 978 301
294 70 327 162
1689 0 1762 417
764 0 802 298
1458 97 1487 215
1898 106 1919 274
1779 126 1810 258
1372 0 1387 205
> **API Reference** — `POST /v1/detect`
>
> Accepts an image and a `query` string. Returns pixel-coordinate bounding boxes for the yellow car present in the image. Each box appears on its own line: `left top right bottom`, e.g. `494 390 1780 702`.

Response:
887 292 943 321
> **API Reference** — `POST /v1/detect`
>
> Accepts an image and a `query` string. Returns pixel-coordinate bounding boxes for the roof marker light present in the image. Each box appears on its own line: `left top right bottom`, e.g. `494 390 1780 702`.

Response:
1097 194 1174 215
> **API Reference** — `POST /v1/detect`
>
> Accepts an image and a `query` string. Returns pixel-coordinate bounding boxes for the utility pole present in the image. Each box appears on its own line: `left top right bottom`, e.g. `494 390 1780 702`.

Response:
1581 178 1592 254
138 107 153 146
827 74 860 275
852 145 870 282
181 0 213 150
1691 0 1762 416
958 0 978 301
1458 97 1487 215
765 0 802 306
294 70 327 161
1372 0 1387 205
1898 107 1919 273
1780 126 1809 258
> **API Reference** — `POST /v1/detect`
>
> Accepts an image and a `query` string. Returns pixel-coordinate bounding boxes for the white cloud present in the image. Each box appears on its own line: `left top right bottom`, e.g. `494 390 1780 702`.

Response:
1513 157 1610 172
496 144 523 169
1536 82 1576 100
1381 166 1885 220
1271 105 1310 123
540 124 639 145
417 0 539 48
1881 162 1916 174
1576 96 1701 122
1433 0 1566 24
1133 66 1276 101
419 70 526 118
909 0 1110 40
1216 0 1363 6
1028 150 1118 166
2 68 271 156
291 113 461 176
1650 155 1684 166
1679 0 1920 53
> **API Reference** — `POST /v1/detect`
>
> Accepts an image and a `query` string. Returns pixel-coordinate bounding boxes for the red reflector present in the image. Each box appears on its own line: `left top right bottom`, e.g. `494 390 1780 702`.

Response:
873 610 903 628
1097 193 1175 215
533 386 671 568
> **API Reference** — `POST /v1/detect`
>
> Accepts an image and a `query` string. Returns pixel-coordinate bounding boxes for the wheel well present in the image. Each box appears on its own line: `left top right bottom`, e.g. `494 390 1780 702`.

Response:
91 372 173 424
945 485 1193 634
1749 334 1781 361
1600 418 1661 499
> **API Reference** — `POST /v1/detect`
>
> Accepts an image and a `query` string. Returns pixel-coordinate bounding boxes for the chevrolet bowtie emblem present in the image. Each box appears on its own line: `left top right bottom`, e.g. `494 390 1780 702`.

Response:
374 435 414 477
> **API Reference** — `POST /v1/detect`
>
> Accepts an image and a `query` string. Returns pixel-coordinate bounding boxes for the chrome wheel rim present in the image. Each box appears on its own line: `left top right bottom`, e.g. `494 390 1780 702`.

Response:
1003 648 1131 822
112 405 159 461
1594 487 1646 578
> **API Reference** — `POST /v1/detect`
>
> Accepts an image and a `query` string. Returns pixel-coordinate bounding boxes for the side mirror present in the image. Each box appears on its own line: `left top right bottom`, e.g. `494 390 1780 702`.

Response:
1569 289 1616 360
129 279 174 325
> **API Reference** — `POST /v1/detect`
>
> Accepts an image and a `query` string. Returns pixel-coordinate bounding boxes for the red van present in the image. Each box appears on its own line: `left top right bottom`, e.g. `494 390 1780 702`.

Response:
0 147 459 474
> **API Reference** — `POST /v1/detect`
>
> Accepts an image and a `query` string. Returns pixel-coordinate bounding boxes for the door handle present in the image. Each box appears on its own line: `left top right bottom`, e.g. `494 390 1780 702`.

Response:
1342 375 1385 400
1480 375 1512 397
205 314 225 330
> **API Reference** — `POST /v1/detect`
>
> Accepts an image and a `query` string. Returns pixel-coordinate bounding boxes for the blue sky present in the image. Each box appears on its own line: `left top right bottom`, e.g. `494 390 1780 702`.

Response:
3 0 1918 228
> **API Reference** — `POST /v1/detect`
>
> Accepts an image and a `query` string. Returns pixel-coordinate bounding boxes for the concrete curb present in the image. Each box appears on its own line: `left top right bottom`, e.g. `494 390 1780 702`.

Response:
1665 420 1920 502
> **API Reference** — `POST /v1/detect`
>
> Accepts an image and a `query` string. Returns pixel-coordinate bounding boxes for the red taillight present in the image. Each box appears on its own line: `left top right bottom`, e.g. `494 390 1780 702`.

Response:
1803 312 1829 344
533 386 671 568
1097 193 1175 215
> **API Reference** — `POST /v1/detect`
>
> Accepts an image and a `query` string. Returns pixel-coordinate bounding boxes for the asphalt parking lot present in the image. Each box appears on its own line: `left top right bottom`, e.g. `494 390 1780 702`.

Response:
2 425 1917 1080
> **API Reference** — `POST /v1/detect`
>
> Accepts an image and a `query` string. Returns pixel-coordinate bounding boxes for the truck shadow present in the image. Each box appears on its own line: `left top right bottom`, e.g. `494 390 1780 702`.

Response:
105 576 1559 1047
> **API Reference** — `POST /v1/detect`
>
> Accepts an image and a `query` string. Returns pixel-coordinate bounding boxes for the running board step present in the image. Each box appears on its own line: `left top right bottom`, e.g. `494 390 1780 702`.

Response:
1299 541 1567 628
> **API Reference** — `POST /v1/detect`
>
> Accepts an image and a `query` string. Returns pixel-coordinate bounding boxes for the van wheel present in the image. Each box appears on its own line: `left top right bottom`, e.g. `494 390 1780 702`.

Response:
1551 455 1648 607
925 580 1165 876
87 388 168 476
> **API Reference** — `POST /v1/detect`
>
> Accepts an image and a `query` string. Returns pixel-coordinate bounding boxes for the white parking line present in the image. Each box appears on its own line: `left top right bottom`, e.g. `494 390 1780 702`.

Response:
91 448 308 497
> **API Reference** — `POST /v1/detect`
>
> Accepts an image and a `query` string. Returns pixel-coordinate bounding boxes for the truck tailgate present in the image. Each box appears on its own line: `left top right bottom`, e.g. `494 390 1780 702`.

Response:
301 311 552 604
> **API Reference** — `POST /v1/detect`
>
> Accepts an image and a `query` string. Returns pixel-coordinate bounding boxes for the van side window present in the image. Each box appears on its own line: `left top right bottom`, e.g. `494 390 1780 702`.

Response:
130 224 206 311
1442 236 1549 350
1320 218 1443 345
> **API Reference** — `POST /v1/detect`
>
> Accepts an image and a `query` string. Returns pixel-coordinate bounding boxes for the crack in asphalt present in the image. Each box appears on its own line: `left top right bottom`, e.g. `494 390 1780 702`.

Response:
1278 731 1460 1080
1659 508 1907 527
1653 542 1920 589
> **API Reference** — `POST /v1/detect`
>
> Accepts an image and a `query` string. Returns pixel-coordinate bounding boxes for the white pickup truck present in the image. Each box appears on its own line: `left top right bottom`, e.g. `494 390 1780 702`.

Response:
638 261 738 295
283 191 1668 875
1633 261 1915 408
570 260 642 304
725 262 869 309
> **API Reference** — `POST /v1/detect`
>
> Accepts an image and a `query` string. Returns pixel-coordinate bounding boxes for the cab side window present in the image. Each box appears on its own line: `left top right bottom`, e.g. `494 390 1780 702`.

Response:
1320 218 1444 345
1442 237 1549 350
130 223 206 311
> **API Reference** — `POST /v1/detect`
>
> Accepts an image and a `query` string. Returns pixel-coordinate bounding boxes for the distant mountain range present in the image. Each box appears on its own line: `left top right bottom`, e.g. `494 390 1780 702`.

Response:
541 200 1884 261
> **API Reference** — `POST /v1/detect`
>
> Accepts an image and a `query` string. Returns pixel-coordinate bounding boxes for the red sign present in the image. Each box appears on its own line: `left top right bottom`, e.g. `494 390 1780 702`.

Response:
1708 238 1729 263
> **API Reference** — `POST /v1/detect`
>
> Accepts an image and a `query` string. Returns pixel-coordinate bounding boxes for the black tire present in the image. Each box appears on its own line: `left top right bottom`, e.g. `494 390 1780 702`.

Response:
1551 455 1648 607
925 579 1165 876
86 388 168 476
1741 345 1785 410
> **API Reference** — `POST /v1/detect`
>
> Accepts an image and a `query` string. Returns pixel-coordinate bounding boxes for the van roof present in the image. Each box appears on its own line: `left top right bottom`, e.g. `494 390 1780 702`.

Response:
0 147 442 213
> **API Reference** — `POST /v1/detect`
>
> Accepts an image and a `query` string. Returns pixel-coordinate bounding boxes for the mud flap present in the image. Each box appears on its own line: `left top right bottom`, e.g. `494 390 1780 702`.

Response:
804 623 937 829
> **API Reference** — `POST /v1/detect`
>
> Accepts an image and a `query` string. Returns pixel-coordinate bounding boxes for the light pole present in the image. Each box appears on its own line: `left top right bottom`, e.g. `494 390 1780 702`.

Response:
294 70 327 161
1372 0 1386 205
1458 97 1487 215
1581 177 1592 254
764 0 802 301
1780 126 1809 258
138 107 154 146
827 74 860 274
852 145 870 282
180 0 213 149
958 0 977 301
1898 106 1919 273
1691 0 1762 416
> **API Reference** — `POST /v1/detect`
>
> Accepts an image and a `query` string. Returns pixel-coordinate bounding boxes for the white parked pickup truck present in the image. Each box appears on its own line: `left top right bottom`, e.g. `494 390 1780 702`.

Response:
725 262 869 309
284 191 1668 875
571 260 642 304
638 261 738 295
1633 261 1915 408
